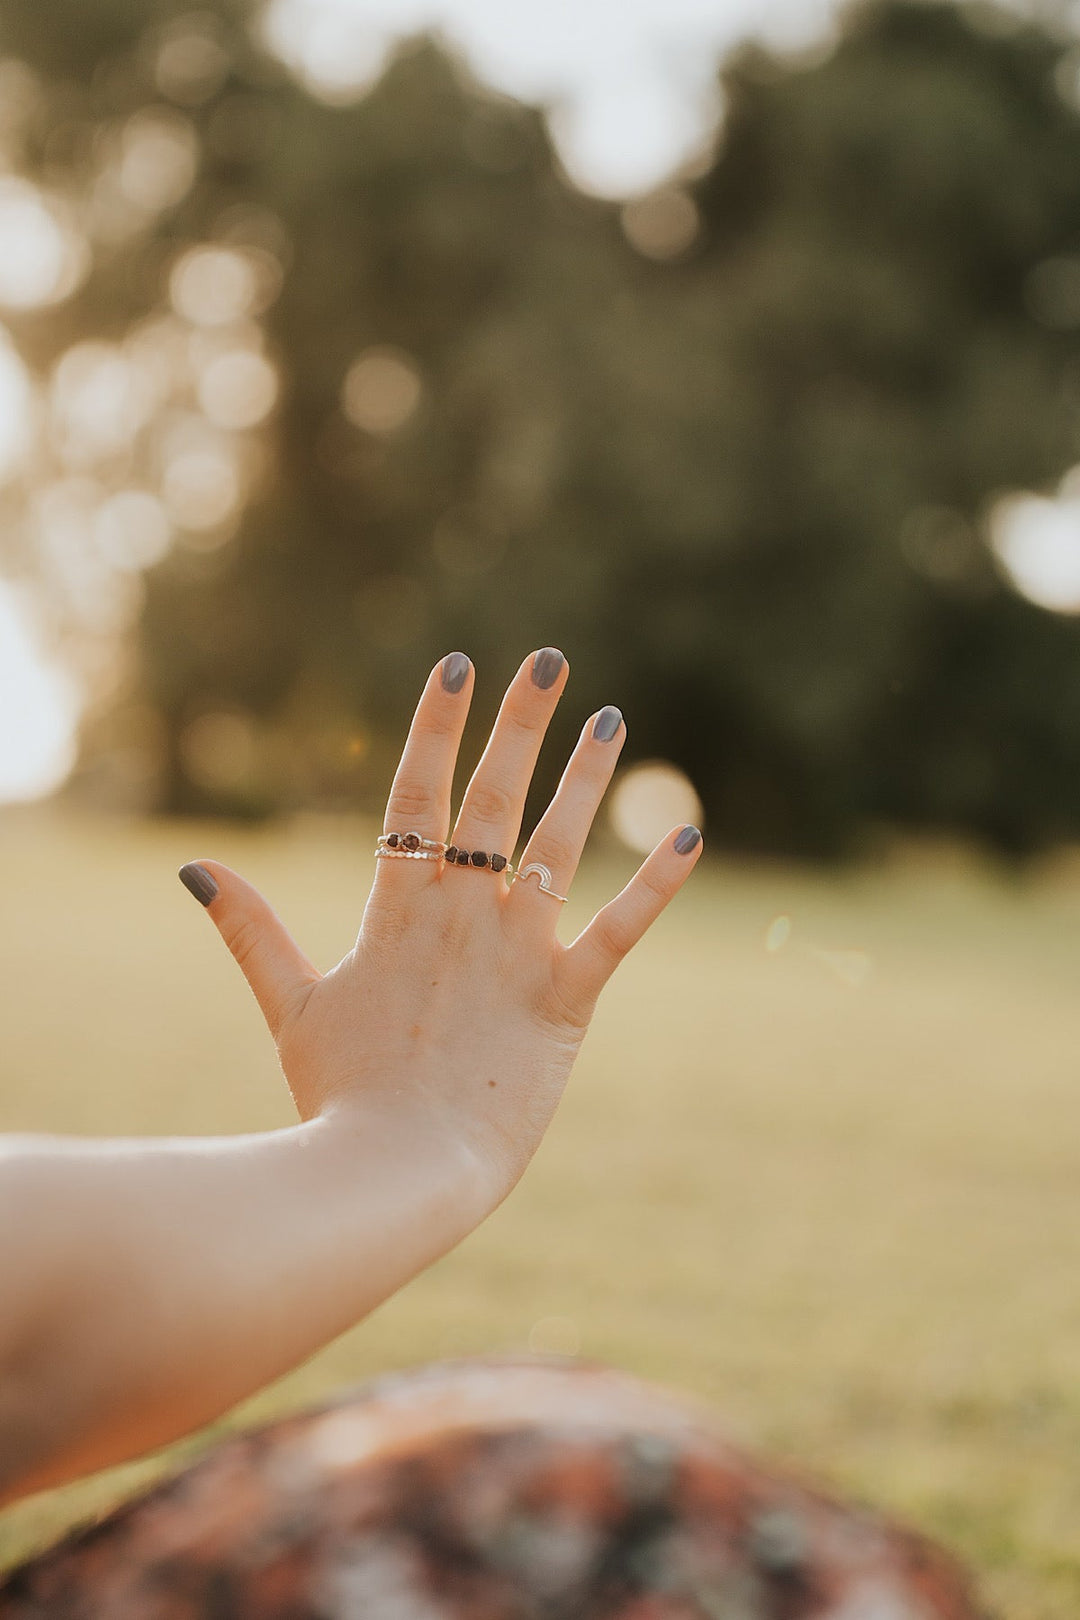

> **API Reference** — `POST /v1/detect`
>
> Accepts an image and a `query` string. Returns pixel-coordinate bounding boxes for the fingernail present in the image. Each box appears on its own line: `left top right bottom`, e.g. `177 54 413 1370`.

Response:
179 863 218 906
674 825 701 856
592 705 622 743
441 651 470 694
532 647 565 690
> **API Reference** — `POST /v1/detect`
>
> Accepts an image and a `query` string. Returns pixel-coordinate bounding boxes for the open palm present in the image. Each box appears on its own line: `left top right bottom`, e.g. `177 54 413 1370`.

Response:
181 648 702 1206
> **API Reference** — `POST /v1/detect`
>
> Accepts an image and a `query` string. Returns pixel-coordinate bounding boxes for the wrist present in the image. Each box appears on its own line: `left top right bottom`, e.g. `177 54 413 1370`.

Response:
315 1093 499 1247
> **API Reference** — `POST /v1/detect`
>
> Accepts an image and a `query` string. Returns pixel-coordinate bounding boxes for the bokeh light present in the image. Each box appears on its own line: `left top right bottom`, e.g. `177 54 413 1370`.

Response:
32 479 145 633
162 442 242 535
154 15 232 106
256 0 772 196
116 108 199 213
0 582 78 801
93 492 172 572
261 0 389 104
609 761 703 855
990 487 1080 614
197 349 279 429
899 504 978 585
621 187 700 260
170 245 269 326
0 178 89 311
49 343 154 470
341 348 422 436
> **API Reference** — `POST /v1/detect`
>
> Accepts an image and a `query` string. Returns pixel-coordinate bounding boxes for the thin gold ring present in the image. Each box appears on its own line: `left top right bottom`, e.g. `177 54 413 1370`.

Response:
514 862 569 903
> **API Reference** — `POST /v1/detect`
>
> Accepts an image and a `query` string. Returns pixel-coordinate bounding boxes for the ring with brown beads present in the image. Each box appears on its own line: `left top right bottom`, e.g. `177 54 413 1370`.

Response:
444 847 513 875
376 831 447 860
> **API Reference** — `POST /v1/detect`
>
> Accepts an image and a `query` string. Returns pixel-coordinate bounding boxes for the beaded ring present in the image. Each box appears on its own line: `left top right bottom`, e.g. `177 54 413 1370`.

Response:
444 847 512 874
376 830 447 861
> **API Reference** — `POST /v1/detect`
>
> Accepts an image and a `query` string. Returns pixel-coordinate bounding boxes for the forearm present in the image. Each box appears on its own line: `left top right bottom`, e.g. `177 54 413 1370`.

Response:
0 1106 488 1505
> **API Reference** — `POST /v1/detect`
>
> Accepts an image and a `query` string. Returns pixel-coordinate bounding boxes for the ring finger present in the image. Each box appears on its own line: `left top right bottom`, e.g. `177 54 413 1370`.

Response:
511 704 625 912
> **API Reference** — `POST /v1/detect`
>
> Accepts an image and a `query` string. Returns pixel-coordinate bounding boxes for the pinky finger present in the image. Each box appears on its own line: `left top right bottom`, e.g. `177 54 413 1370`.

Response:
559 824 703 1011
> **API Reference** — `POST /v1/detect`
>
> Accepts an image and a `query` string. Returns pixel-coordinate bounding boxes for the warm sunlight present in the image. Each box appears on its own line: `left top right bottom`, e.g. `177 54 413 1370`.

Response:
0 582 78 802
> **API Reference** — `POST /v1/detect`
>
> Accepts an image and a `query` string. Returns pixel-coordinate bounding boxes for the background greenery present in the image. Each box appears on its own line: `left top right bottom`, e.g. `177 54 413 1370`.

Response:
5 5 1080 1616
5 0 1080 852
2 812 1079 1619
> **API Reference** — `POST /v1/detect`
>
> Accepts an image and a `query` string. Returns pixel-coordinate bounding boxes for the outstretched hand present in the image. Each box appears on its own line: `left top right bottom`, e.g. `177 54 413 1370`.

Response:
0 650 702 1504
181 649 702 1205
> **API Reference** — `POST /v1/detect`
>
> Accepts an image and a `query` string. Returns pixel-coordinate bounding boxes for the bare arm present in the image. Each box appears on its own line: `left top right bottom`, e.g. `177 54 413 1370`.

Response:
0 649 702 1505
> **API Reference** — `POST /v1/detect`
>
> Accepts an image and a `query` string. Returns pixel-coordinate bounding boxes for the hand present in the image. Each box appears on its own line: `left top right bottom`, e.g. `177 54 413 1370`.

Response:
181 649 702 1206
0 650 704 1507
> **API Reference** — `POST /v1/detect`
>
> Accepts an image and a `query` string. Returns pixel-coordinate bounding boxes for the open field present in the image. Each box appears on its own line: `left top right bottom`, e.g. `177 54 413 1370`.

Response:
2 808 1080 1617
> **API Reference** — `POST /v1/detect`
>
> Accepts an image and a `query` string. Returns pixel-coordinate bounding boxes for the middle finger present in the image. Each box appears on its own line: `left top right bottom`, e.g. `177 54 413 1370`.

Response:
450 648 568 864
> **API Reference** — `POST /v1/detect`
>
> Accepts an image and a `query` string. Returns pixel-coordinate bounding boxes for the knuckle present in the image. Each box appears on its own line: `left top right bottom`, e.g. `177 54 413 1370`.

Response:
420 703 459 741
640 866 671 907
502 704 540 742
529 829 576 877
386 780 437 826
464 778 515 827
226 915 263 973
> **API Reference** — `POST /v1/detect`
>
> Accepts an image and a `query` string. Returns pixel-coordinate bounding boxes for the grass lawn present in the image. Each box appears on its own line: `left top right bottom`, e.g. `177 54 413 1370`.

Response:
2 807 1079 1618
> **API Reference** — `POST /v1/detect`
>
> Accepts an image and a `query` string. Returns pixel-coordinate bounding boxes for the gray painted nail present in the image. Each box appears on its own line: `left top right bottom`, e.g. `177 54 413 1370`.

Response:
531 647 565 690
179 862 218 906
592 705 622 743
674 825 702 856
441 651 470 694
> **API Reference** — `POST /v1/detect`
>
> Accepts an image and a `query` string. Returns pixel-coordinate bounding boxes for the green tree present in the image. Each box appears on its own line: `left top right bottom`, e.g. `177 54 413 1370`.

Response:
5 0 1080 853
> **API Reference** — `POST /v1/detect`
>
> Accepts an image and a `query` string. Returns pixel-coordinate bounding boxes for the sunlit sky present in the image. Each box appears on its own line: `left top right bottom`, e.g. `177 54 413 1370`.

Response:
262 0 839 194
1 0 1078 802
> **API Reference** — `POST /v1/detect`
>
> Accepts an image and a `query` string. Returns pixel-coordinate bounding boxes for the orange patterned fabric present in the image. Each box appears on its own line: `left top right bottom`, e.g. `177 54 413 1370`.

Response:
0 1359 980 1619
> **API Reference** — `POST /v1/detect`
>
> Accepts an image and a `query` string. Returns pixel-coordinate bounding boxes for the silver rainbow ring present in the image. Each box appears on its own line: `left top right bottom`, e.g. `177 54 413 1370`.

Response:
514 862 569 903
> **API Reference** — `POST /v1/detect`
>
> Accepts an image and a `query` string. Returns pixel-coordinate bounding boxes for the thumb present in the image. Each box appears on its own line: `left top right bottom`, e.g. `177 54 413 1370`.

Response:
178 860 321 1037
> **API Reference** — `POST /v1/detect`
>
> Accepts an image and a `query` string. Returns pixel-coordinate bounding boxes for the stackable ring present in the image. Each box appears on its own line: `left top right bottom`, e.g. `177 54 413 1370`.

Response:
376 846 443 861
444 846 513 875
378 830 447 855
514 862 569 903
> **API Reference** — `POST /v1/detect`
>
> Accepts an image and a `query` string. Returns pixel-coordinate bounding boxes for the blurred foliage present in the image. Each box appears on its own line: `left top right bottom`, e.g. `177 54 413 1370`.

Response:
6 0 1080 853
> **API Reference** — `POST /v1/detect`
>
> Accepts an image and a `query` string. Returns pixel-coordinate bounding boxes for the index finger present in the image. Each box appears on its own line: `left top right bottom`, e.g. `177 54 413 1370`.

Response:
381 652 474 845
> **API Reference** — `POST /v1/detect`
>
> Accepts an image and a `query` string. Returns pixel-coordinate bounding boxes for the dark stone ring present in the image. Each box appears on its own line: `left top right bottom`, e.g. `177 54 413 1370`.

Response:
378 831 447 854
444 847 511 874
376 831 447 860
